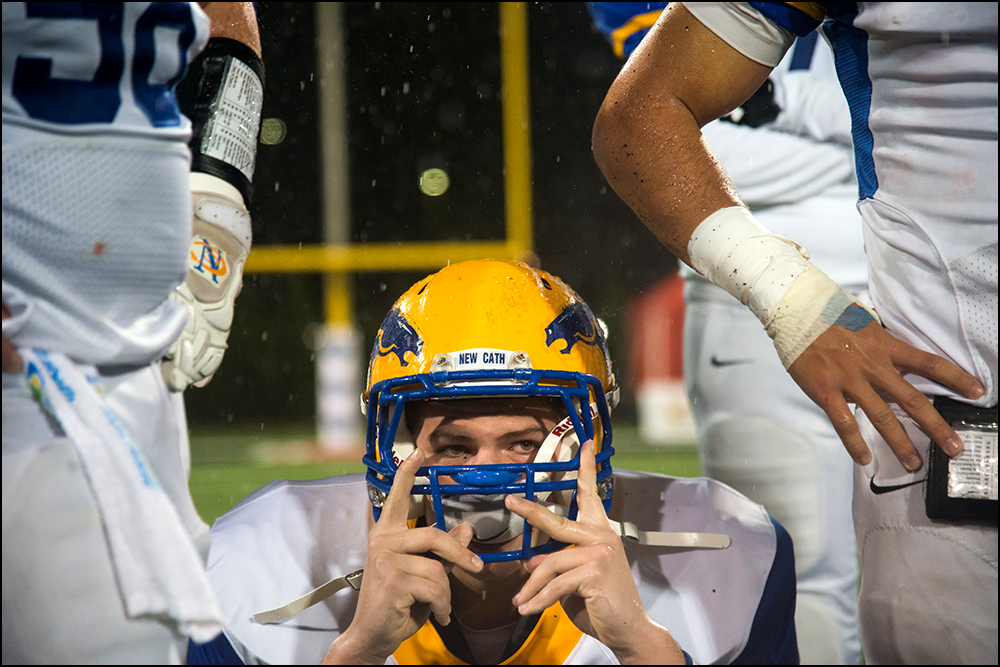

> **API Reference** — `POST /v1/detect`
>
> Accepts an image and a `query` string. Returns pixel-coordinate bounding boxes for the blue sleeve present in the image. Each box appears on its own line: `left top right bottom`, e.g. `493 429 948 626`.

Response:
586 2 669 59
186 632 245 665
732 517 799 665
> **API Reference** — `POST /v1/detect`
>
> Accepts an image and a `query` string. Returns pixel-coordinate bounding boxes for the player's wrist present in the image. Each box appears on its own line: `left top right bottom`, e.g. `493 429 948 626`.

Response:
610 615 686 665
191 173 253 252
686 206 811 326
765 263 878 368
323 626 392 665
176 37 264 206
686 206 878 368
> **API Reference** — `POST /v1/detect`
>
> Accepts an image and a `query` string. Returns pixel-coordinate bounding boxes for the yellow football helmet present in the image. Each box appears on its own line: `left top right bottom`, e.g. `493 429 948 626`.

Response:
363 259 619 562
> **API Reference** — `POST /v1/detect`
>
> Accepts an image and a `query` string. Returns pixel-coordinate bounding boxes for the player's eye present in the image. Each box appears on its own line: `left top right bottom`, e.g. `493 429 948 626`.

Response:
513 440 542 455
438 444 469 459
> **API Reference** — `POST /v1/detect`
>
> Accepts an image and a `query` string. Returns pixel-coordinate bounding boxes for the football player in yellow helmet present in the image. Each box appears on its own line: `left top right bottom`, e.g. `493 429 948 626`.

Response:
187 258 798 666
363 258 618 561
333 258 686 664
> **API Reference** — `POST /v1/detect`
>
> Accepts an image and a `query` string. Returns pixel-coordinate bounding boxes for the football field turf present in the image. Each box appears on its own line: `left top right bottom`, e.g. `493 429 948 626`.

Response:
190 424 701 525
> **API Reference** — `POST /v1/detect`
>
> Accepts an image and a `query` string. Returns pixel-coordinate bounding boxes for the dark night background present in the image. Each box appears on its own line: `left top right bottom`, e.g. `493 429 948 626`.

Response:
185 2 680 431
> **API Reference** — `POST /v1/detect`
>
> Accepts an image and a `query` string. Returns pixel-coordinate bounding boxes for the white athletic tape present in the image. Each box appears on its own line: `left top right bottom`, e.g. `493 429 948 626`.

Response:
687 206 811 327
767 264 864 368
688 206 878 368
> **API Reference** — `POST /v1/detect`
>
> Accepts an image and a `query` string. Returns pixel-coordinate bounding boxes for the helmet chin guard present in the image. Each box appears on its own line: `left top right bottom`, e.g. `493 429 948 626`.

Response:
432 400 608 545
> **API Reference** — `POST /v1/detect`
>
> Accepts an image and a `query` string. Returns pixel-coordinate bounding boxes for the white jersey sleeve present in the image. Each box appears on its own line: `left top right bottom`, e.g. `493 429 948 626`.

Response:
196 475 372 665
682 1 795 66
612 470 796 664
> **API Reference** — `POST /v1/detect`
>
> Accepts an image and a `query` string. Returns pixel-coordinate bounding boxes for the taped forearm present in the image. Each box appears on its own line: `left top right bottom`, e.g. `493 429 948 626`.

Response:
176 37 264 206
687 206 877 368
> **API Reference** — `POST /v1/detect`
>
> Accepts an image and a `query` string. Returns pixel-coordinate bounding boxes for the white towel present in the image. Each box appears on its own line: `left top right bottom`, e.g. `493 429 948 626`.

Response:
22 348 223 642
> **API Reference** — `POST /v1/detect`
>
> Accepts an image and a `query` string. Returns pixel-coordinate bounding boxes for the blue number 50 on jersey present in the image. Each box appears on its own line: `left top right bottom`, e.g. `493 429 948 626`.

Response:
3 2 210 131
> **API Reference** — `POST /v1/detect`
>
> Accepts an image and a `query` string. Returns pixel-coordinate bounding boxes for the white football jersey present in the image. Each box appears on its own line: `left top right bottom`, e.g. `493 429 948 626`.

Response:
2 2 210 366
686 1 999 406
190 471 797 665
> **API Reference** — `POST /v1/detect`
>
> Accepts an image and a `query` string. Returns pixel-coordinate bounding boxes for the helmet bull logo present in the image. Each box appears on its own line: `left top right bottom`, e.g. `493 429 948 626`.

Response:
545 302 606 354
372 308 422 366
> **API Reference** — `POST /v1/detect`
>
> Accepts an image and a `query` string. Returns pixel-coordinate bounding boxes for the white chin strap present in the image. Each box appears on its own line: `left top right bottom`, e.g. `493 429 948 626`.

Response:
438 493 569 543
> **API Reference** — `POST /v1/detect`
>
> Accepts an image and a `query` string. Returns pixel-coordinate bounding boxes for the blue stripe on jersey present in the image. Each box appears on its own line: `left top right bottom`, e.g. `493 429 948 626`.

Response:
788 29 818 70
187 632 244 665
822 12 878 199
732 517 800 665
748 2 823 36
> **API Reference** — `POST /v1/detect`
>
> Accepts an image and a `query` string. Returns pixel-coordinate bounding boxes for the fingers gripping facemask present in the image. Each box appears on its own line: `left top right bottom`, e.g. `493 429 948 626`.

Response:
435 407 593 543
394 402 603 545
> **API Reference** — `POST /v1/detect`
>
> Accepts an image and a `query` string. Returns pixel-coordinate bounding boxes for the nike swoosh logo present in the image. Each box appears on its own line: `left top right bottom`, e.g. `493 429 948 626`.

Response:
869 476 926 495
710 356 755 367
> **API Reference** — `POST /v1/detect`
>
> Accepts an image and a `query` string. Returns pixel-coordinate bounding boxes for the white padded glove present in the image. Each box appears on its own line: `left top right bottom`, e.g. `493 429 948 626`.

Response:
163 174 252 391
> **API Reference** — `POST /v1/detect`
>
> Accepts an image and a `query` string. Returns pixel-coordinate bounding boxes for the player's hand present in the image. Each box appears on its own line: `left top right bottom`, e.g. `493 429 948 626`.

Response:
162 178 252 391
788 319 986 471
506 441 685 665
323 450 484 665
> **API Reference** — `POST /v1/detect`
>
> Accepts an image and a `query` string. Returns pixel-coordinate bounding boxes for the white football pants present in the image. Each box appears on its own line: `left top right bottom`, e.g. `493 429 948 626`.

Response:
2 363 209 664
853 405 998 665
683 277 861 664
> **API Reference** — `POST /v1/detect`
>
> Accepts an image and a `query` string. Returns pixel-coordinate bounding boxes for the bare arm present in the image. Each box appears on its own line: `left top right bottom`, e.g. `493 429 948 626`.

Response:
2 304 24 375
199 2 261 55
592 2 770 265
592 3 985 469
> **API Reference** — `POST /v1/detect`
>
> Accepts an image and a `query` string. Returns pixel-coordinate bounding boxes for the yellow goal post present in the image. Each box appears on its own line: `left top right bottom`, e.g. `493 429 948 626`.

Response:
242 3 535 453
